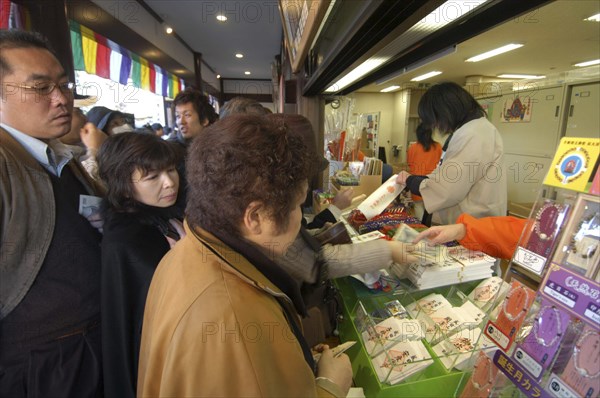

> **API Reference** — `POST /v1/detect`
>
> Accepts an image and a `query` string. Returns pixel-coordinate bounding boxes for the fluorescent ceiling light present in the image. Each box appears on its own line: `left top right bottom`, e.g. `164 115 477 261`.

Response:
465 43 523 62
512 82 539 91
411 71 442 81
244 71 251 75
584 13 600 22
497 74 545 79
380 85 401 93
235 53 244 59
216 15 227 22
324 1 490 93
573 59 600 67
376 46 456 85
419 0 489 29
325 57 389 93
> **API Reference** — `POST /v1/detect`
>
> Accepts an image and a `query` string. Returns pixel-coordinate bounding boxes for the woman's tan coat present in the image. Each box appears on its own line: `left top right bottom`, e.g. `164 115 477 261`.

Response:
137 223 343 397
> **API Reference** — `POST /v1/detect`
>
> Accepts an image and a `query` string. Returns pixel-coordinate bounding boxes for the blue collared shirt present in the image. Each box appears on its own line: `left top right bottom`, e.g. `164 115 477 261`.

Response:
1 123 75 176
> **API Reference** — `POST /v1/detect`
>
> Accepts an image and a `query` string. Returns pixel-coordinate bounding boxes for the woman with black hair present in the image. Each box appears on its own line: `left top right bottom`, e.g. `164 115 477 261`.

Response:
97 132 184 398
398 82 507 224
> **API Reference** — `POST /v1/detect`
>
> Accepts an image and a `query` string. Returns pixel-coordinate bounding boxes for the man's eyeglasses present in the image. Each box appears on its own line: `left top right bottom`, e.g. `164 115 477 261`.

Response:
3 81 76 96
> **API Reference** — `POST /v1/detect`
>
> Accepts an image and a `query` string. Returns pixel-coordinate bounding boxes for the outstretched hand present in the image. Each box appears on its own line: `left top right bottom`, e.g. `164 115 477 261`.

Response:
412 224 466 245
80 122 107 152
332 187 354 210
396 171 412 185
389 241 418 264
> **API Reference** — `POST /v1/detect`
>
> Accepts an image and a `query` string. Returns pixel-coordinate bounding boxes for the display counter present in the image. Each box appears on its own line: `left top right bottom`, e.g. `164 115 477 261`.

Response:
334 276 497 397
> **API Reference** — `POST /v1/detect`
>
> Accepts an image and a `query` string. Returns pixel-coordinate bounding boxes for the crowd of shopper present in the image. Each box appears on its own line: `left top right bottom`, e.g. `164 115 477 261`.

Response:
0 29 516 397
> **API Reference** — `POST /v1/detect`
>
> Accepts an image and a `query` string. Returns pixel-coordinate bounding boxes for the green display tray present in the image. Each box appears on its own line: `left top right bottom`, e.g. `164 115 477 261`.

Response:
334 277 481 398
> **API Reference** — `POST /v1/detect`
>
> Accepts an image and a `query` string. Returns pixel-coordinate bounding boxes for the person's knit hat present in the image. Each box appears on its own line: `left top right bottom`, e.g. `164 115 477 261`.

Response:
86 106 124 132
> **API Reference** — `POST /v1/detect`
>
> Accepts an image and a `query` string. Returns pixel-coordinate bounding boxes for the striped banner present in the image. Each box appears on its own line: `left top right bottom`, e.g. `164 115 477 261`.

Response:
69 20 185 97
80 25 97 75
0 1 31 30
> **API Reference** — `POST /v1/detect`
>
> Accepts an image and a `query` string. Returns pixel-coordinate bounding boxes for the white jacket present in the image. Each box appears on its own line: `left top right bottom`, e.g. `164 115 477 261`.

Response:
420 117 507 224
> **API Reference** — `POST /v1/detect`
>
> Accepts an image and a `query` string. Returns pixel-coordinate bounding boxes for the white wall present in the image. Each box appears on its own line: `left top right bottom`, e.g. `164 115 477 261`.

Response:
478 85 566 203
391 90 410 165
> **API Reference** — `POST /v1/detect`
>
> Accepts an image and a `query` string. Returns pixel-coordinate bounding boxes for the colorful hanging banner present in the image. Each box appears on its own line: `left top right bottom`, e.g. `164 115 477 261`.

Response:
80 24 98 75
140 58 150 91
94 32 110 79
0 0 31 30
69 20 185 97
130 55 141 89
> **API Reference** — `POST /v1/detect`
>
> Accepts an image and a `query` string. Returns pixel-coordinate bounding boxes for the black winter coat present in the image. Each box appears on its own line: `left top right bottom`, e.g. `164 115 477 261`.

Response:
100 205 182 398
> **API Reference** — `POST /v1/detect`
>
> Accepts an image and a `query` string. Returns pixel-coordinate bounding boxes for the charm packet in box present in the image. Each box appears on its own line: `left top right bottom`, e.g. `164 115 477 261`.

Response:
432 327 497 371
417 306 467 344
361 316 424 357
371 340 434 385
468 276 511 311
405 293 451 318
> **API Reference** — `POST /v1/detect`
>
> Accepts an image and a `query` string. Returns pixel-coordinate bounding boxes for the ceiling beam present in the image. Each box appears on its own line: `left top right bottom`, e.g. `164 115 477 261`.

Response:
337 0 554 95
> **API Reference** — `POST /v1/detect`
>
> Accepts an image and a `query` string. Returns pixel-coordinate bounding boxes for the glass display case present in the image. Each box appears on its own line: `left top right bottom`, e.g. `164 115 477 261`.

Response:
334 277 508 397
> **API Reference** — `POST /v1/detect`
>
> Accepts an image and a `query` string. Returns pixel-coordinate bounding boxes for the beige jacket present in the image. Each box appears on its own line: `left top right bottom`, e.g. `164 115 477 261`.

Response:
137 223 344 397
420 117 507 224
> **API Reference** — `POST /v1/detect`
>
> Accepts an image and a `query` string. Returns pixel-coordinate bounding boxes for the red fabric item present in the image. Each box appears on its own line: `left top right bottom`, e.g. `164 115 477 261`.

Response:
456 213 527 259
94 33 110 79
149 64 156 93
407 141 442 201
0 0 11 29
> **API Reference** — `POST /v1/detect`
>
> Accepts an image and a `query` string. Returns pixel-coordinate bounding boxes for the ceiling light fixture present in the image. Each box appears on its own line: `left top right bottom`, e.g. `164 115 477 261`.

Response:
323 1 489 93
217 74 221 79
584 13 600 22
497 74 546 79
465 43 523 62
573 59 600 67
216 14 228 22
376 46 456 85
244 71 251 75
512 82 539 91
163 23 173 34
235 53 244 59
324 57 388 93
419 0 489 29
380 85 401 93
411 71 442 81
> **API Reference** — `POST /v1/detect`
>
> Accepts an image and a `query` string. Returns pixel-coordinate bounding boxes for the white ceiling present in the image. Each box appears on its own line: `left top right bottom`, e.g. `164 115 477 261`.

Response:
145 0 283 80
142 1 599 91
358 0 600 92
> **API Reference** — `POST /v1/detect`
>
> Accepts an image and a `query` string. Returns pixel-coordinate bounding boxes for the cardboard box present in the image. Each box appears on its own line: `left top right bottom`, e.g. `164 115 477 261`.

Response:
330 174 382 199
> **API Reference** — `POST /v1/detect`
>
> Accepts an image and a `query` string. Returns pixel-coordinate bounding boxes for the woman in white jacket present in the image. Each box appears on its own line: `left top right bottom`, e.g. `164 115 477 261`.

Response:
398 82 507 225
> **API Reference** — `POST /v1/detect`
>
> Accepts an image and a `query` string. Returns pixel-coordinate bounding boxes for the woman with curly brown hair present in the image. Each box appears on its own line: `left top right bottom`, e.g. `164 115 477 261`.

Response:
137 115 352 397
